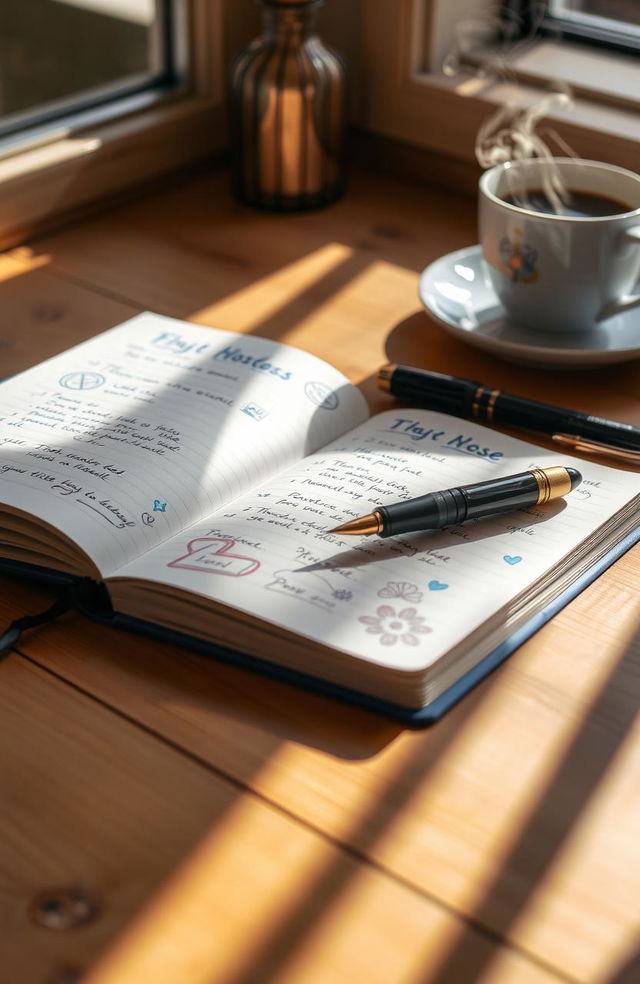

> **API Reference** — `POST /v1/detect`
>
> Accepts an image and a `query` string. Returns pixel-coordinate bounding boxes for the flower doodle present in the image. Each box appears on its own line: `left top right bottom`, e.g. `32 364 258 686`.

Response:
358 605 432 646
377 581 423 603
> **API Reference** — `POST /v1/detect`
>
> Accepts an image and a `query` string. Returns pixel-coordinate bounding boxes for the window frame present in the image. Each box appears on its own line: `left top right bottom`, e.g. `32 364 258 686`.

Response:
1 0 639 249
0 0 184 142
357 0 640 177
0 0 230 250
542 0 640 55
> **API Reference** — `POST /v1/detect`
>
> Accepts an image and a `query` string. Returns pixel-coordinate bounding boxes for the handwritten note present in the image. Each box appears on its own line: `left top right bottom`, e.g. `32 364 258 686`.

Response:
0 313 367 576
111 408 640 687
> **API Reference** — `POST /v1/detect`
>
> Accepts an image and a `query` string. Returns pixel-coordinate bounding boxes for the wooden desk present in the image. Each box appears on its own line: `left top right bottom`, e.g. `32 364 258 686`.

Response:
1 168 639 984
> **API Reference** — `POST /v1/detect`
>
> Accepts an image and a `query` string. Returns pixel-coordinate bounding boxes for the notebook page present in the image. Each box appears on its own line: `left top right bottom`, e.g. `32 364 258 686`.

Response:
0 313 367 577
111 408 640 672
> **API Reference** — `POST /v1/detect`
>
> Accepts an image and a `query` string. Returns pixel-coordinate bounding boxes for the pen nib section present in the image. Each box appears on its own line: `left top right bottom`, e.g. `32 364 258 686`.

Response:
329 512 382 536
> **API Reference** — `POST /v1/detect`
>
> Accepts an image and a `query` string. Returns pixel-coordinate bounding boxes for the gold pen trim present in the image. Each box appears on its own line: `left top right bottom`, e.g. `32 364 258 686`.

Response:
531 466 571 504
471 386 501 421
377 364 396 394
471 386 483 420
486 388 500 422
531 467 551 505
552 434 640 464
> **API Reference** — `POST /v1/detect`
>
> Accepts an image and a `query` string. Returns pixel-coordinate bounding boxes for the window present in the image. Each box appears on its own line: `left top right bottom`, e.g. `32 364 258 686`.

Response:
358 0 640 180
0 0 183 141
503 0 640 53
0 0 229 250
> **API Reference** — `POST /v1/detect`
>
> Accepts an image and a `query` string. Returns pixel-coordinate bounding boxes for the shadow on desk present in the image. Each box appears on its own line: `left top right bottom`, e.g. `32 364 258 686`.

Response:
385 311 640 437
4 214 640 981
116 597 640 983
394 609 640 984
10 576 640 983
147 602 639 984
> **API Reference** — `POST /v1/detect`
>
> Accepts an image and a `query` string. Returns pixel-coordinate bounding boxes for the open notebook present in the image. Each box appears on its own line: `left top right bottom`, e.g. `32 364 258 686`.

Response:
2 313 640 722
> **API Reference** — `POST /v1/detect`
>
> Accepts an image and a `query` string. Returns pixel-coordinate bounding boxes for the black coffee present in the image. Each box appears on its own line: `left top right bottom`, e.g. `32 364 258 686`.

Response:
502 187 632 218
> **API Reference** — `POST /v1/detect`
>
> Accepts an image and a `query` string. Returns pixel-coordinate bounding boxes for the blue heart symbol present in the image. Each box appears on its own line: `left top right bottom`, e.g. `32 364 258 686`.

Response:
503 555 522 565
428 580 449 591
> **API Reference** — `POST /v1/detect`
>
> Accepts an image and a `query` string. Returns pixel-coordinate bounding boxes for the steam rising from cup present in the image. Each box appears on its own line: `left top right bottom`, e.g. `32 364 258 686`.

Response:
440 4 578 214
475 89 575 213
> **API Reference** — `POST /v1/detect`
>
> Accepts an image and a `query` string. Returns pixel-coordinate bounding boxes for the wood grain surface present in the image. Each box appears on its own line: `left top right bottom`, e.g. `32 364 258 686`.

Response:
2 167 639 984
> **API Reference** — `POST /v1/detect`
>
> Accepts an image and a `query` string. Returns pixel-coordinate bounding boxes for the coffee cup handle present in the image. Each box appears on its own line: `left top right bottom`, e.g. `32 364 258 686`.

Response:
597 225 640 321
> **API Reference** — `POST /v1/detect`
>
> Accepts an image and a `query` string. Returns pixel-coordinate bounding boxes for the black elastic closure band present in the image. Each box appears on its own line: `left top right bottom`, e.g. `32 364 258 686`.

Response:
0 578 113 657
0 625 22 652
0 592 74 655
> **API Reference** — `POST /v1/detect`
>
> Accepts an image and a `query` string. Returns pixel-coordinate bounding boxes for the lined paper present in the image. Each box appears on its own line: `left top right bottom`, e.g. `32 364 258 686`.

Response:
0 313 368 576
113 409 640 672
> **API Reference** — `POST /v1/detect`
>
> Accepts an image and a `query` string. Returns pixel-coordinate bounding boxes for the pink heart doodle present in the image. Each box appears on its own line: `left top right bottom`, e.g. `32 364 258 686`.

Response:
168 537 260 577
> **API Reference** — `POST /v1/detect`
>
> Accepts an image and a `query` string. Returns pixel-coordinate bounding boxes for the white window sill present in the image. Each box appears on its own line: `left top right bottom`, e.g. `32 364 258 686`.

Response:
465 38 640 113
412 65 640 148
0 0 227 248
359 2 640 174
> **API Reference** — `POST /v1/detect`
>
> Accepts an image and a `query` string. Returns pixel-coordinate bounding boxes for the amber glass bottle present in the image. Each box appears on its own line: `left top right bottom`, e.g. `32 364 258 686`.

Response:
229 0 347 210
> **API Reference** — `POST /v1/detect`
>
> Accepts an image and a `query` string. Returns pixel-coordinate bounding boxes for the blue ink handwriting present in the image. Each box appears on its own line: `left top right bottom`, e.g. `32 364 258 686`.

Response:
213 345 292 381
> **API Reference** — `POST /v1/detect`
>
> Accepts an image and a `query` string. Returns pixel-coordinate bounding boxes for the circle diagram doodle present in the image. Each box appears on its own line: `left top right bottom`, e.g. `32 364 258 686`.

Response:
304 381 338 410
59 371 106 391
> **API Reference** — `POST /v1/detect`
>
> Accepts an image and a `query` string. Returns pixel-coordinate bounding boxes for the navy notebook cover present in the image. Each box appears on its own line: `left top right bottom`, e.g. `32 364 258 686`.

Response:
2 522 639 726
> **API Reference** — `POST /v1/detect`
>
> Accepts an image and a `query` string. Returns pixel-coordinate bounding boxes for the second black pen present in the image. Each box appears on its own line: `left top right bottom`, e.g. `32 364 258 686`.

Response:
378 364 640 461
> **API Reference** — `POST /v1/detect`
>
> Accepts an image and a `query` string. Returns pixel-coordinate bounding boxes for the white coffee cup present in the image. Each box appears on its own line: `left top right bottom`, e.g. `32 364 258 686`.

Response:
478 158 640 333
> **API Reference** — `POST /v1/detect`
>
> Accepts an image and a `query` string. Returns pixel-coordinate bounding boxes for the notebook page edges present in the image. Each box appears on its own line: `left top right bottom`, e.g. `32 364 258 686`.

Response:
108 407 640 675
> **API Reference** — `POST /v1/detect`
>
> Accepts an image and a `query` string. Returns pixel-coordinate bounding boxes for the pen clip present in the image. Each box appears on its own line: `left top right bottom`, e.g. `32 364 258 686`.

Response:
552 433 640 465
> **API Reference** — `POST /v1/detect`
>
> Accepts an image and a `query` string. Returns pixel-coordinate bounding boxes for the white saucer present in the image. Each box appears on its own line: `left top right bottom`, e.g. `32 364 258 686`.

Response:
418 245 640 369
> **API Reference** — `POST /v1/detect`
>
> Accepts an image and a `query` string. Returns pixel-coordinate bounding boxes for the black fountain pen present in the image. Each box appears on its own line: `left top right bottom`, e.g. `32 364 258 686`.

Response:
378 364 640 464
329 466 581 537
